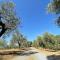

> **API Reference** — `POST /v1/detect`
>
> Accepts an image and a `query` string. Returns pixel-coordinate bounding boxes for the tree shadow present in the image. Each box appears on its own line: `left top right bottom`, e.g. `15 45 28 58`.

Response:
47 55 60 60
15 51 38 56
0 50 38 56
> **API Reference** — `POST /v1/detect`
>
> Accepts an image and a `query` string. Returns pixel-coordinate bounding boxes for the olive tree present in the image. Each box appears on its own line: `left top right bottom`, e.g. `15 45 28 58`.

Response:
0 1 20 37
10 31 28 48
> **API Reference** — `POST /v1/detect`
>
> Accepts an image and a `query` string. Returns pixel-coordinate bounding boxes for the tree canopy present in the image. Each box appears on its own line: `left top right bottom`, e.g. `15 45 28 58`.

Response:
48 0 60 27
0 1 20 37
32 32 60 50
10 31 28 48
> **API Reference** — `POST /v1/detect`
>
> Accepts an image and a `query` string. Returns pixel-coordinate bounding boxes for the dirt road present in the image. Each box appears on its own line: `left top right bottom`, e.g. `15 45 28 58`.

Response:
11 47 48 60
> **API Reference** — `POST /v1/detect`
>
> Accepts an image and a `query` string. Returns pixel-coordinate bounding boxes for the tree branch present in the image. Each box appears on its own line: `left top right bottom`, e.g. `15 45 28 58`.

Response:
0 21 7 37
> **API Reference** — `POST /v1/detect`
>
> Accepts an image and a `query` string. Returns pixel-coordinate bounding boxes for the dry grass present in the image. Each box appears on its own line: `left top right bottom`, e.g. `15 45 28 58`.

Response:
38 48 60 56
0 55 13 60
0 48 30 60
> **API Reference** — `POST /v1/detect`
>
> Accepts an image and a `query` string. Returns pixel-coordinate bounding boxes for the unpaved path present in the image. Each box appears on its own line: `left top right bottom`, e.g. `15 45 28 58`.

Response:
10 47 48 60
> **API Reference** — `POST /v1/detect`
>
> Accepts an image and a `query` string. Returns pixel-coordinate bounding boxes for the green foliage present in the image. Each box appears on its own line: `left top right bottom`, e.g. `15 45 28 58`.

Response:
48 0 60 14
48 0 60 27
0 39 7 48
32 32 60 50
0 1 20 35
32 40 39 48
10 31 28 48
26 41 32 47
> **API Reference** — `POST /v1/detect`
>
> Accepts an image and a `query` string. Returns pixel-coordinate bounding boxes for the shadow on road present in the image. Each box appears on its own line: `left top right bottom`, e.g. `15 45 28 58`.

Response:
15 51 38 56
0 50 38 56
47 55 60 60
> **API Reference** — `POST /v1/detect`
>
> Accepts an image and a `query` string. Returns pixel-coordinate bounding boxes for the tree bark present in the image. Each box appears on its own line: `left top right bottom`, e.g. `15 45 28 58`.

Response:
18 41 21 48
0 21 7 37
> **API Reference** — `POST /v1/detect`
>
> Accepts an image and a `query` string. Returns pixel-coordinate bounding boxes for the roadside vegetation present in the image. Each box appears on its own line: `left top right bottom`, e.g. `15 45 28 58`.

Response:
0 31 31 60
0 32 60 50
0 31 31 49
32 32 60 50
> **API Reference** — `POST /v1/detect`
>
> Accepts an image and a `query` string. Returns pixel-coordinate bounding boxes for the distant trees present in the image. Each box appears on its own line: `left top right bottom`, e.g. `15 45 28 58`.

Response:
32 36 45 48
32 40 37 48
9 31 29 48
32 32 60 50
43 32 55 49
0 30 32 49
27 41 32 47
0 32 60 50
0 39 7 48
54 35 60 50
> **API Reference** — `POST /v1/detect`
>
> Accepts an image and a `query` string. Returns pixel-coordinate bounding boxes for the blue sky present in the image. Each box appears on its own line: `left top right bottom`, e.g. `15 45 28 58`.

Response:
10 0 60 41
